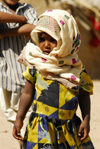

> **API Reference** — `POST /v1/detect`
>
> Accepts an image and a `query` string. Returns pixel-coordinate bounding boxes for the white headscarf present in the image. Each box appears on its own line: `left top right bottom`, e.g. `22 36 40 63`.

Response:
19 9 83 88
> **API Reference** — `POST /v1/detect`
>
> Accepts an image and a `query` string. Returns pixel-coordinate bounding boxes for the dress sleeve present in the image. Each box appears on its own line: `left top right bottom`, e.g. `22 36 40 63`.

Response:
23 4 38 25
23 67 36 84
80 68 93 95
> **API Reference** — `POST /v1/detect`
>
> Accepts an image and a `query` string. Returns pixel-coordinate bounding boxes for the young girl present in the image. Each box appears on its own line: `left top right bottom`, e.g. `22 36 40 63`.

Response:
13 9 94 149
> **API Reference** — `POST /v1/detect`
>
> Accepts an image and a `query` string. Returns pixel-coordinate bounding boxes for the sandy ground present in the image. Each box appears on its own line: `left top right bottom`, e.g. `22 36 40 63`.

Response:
0 80 100 149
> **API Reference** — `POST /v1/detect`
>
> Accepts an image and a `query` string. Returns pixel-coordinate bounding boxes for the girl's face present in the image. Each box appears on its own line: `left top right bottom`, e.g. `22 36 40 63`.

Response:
4 0 19 5
38 32 57 55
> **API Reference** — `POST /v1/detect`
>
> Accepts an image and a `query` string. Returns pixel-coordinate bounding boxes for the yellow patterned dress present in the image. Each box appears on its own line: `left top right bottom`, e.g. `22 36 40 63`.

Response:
22 68 94 149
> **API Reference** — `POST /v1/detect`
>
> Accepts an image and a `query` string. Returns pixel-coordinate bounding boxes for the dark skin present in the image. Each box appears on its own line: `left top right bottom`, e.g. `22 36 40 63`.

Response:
13 80 35 140
38 32 57 55
78 89 91 141
0 0 35 39
13 32 91 142
0 12 27 23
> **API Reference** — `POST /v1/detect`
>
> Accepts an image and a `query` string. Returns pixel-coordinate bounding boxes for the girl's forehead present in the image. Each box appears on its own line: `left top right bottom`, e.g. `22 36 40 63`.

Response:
38 32 49 36
38 32 55 39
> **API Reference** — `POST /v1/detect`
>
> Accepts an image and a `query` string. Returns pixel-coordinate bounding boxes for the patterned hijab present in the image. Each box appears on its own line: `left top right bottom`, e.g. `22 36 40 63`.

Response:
19 9 83 88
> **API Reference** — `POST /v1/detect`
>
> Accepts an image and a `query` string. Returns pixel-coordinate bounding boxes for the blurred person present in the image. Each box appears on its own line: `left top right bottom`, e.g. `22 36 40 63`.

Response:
0 0 38 148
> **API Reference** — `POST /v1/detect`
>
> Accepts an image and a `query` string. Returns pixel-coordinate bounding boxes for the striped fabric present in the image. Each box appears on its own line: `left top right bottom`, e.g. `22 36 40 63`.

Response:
0 2 38 92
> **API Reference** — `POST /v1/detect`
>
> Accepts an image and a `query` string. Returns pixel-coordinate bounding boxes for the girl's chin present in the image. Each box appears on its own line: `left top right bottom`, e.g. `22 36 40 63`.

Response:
43 52 50 55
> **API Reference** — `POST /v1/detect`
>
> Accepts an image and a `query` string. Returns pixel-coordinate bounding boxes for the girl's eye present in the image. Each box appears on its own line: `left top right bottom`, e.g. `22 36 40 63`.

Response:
50 38 56 42
39 37 45 42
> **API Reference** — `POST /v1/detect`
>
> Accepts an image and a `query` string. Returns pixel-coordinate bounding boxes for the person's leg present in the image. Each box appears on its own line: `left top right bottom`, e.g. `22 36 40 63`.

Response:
0 88 12 120
0 88 22 148
0 88 32 148
0 88 10 109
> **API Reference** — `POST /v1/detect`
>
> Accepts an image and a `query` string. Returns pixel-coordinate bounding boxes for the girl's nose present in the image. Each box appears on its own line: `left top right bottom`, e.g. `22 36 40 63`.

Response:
44 40 50 47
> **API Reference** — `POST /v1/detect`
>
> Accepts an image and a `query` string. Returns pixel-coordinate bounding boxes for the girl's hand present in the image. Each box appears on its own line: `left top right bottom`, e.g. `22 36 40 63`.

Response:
13 119 23 141
78 118 90 141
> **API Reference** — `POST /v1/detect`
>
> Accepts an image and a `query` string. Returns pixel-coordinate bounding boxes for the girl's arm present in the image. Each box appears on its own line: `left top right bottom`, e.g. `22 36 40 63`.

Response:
0 12 26 23
13 79 35 141
78 89 91 141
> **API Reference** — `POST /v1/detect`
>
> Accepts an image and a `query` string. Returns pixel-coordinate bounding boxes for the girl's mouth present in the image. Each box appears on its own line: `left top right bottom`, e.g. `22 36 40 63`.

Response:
43 51 50 55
